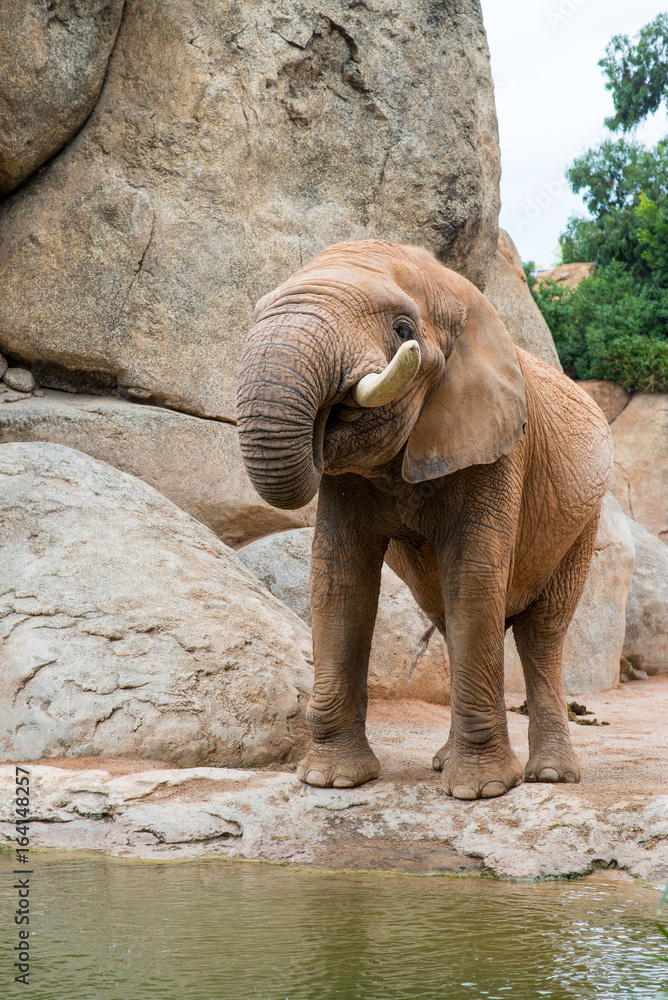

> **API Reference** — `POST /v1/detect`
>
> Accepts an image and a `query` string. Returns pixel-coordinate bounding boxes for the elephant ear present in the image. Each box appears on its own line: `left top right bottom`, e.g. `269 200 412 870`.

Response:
402 295 527 483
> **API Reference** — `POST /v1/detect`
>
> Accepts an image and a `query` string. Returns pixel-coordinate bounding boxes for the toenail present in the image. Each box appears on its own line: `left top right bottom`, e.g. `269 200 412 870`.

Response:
306 770 328 787
432 757 443 771
452 784 478 800
481 781 507 798
564 771 577 783
332 776 354 788
539 767 559 782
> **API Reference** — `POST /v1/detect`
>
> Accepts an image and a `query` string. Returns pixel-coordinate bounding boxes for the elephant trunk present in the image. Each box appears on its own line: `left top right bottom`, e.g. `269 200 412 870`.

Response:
236 320 336 510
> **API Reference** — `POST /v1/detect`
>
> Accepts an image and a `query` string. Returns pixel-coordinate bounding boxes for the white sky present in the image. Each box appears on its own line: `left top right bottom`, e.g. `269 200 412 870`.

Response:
479 0 668 269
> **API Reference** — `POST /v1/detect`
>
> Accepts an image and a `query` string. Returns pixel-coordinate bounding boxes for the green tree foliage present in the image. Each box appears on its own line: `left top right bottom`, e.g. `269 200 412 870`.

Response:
601 13 668 131
530 264 668 392
560 138 668 274
528 15 668 392
636 191 668 282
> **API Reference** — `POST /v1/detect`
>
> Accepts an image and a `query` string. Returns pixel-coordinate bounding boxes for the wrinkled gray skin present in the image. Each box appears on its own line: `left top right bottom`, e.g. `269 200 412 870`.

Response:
237 240 613 799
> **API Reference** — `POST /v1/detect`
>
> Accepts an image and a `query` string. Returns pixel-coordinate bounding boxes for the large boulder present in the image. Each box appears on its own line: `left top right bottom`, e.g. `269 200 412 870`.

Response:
609 394 668 544
535 262 595 290
0 442 314 767
623 518 668 675
576 380 630 423
0 0 125 196
239 528 450 704
483 229 562 369
0 390 316 548
0 0 500 421
504 493 635 694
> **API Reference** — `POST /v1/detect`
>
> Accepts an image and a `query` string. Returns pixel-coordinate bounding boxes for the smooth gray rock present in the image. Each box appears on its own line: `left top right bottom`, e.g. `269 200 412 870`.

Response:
624 518 668 675
0 442 314 767
504 493 635 694
0 0 499 421
0 0 125 195
239 528 450 704
0 390 316 549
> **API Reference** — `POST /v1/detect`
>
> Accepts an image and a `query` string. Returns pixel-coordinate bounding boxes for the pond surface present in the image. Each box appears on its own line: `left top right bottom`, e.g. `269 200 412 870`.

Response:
1 851 666 1000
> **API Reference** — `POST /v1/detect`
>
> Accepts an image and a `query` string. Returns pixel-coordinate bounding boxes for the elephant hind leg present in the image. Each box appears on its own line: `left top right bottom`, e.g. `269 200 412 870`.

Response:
512 514 600 784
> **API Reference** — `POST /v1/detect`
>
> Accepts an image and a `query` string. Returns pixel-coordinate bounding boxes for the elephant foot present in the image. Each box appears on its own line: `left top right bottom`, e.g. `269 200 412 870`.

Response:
524 745 581 784
524 714 581 784
440 742 523 800
432 733 452 771
297 737 381 789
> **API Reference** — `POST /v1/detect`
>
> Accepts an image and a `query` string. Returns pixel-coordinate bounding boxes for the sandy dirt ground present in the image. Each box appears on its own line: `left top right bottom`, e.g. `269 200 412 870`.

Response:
365 675 668 797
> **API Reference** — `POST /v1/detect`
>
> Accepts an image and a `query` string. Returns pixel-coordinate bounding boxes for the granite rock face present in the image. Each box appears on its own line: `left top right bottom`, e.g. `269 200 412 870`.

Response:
505 493 635 694
0 0 125 195
239 528 450 704
624 518 668 675
483 229 561 369
0 0 499 421
609 393 668 544
0 442 314 767
0 390 316 548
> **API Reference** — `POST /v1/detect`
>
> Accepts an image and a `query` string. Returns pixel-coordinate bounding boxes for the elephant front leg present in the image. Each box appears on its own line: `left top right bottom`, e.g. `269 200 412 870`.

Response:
440 600 522 800
297 488 387 789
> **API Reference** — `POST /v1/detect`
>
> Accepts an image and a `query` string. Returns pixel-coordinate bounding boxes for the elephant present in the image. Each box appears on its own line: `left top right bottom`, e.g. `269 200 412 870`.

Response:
236 240 613 800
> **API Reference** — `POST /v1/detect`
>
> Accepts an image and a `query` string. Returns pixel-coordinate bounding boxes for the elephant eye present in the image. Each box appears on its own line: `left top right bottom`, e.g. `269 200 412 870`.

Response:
395 322 413 342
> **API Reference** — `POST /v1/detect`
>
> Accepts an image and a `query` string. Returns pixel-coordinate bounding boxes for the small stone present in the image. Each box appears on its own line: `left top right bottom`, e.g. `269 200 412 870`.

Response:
125 386 152 400
0 386 26 403
620 656 648 683
0 355 7 379
3 368 35 393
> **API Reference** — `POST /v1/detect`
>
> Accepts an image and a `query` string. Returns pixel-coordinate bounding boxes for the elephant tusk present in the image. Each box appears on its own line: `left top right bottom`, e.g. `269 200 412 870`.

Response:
352 340 421 407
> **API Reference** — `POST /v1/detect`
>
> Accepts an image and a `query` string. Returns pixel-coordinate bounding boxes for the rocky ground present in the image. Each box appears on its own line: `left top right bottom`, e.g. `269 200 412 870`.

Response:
2 676 666 886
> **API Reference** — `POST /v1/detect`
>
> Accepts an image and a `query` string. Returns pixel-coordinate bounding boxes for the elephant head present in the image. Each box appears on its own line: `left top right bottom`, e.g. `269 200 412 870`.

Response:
236 240 527 509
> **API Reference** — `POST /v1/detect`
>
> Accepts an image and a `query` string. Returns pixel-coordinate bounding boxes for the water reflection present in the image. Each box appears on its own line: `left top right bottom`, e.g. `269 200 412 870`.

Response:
0 851 665 1000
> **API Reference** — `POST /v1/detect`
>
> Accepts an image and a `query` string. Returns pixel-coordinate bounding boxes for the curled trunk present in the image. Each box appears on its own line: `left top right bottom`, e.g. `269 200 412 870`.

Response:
236 322 336 510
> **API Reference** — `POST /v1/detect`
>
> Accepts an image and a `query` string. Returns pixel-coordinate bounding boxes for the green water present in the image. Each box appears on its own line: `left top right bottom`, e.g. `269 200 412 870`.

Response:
1 852 666 1000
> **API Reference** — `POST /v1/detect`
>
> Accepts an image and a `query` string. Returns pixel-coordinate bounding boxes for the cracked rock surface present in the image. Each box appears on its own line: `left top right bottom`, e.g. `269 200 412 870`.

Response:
0 441 314 766
0 0 499 419
1 677 667 883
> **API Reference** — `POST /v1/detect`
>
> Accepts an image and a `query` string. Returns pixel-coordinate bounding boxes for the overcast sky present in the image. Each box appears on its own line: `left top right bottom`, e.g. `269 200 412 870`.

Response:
479 0 668 269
